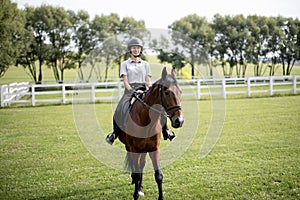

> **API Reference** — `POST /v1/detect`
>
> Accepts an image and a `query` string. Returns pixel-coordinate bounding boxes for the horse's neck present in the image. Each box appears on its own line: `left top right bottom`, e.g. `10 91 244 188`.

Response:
144 85 161 106
130 85 161 126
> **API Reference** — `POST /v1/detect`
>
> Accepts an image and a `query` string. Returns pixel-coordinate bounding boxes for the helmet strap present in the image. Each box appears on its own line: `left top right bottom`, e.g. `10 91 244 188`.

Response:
133 54 141 58
130 51 142 57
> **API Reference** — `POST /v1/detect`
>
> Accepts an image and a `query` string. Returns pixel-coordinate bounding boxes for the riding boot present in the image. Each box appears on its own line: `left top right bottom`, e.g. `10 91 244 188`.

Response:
162 123 176 141
106 132 116 145
106 119 119 145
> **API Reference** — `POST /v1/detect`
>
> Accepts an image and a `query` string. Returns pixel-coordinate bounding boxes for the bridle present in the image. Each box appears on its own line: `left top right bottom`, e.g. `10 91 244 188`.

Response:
134 82 182 119
159 84 182 119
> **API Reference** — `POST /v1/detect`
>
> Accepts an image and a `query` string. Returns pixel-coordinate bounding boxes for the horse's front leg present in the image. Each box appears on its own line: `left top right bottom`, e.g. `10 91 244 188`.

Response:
131 172 141 200
128 152 140 200
130 152 146 200
131 153 146 197
138 153 146 196
149 150 164 200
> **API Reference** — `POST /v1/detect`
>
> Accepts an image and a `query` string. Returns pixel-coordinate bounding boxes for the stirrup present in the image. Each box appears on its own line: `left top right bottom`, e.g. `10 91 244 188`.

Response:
163 129 176 141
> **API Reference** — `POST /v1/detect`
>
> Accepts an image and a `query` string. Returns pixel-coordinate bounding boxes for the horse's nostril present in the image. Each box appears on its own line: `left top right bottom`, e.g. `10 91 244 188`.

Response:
172 116 184 128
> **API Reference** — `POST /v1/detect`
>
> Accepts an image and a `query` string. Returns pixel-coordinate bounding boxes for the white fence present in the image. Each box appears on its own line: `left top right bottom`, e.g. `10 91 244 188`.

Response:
182 75 300 100
1 82 30 107
1 75 300 107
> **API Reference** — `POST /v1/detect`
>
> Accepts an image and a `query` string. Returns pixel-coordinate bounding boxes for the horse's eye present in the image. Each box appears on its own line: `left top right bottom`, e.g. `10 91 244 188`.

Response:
164 91 170 96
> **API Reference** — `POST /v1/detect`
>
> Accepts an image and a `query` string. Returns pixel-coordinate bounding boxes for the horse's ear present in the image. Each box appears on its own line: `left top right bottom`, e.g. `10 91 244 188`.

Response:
171 68 177 77
161 67 167 80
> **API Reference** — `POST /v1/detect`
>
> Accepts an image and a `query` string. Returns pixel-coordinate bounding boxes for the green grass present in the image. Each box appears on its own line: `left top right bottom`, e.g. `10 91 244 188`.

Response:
0 95 299 199
1 56 299 199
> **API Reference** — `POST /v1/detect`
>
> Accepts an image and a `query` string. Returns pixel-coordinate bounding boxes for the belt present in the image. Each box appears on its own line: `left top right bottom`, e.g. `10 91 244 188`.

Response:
129 83 145 90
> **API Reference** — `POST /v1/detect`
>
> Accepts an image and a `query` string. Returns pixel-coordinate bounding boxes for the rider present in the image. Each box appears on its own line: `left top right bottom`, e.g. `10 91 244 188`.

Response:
106 37 176 145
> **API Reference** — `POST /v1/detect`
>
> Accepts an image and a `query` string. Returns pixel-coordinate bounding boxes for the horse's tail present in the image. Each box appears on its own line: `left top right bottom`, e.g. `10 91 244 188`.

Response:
124 151 132 172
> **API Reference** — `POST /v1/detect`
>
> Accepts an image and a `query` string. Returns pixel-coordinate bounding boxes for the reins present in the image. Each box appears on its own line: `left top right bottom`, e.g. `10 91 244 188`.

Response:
133 90 169 118
133 82 181 119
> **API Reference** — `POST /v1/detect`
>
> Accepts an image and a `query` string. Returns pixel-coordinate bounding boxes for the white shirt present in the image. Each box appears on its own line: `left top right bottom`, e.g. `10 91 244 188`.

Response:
120 58 152 83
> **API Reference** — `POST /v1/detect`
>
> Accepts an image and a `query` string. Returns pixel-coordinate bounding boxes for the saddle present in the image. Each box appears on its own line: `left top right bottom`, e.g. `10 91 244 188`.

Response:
130 90 146 109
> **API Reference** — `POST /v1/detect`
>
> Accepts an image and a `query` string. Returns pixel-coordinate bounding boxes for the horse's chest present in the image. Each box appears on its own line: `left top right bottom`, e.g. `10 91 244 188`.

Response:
126 135 160 153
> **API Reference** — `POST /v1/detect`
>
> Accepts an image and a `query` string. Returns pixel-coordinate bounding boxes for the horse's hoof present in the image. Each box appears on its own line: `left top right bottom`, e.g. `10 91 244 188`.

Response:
138 190 144 196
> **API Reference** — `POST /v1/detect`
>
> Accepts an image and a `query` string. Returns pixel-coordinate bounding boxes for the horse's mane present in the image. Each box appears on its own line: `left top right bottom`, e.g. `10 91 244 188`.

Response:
147 74 178 94
134 74 178 105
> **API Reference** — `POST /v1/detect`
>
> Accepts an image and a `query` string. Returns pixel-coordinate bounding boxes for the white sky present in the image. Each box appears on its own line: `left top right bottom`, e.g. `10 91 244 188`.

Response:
13 0 300 29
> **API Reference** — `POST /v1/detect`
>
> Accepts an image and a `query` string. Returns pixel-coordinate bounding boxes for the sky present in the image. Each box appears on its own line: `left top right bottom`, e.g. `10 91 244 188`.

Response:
12 0 300 29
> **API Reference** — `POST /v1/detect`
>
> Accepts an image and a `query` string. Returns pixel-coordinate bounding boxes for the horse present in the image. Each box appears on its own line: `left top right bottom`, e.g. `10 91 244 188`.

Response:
118 67 184 200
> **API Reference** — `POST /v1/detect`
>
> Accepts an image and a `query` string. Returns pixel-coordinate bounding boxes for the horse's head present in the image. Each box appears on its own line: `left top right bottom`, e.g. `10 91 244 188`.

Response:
159 67 184 128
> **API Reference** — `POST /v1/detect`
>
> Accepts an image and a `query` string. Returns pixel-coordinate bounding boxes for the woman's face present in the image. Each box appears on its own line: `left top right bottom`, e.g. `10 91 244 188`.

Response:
130 46 142 57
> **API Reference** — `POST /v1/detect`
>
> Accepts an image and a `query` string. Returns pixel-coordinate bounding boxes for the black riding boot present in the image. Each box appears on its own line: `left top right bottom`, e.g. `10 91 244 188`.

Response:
106 132 116 145
106 120 119 145
162 123 176 141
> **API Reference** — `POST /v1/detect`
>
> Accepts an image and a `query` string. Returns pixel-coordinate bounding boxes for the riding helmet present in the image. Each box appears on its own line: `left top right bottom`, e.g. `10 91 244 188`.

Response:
127 37 143 51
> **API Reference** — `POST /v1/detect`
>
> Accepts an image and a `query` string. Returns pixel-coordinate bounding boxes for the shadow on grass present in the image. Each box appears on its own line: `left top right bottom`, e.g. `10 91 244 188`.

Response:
34 181 134 200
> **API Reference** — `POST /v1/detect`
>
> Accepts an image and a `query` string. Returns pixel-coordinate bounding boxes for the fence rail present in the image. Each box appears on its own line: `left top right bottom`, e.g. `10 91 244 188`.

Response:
1 82 30 107
1 75 300 107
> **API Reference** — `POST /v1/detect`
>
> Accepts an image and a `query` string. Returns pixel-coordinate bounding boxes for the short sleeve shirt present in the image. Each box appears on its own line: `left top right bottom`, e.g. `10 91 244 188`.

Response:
120 58 152 84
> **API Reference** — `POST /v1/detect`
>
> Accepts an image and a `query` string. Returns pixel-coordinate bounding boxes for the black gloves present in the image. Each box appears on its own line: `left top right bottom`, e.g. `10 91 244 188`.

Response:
129 89 137 97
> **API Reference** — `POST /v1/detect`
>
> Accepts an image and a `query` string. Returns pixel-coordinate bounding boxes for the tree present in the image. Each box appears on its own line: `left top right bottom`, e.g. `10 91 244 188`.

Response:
265 17 285 76
46 6 75 83
80 14 148 82
228 15 249 78
150 30 191 72
17 17 44 83
0 0 24 78
169 14 214 77
211 14 230 77
82 13 121 82
278 17 300 75
101 37 123 81
69 10 95 81
17 6 49 83
246 15 270 76
212 14 250 78
19 5 77 83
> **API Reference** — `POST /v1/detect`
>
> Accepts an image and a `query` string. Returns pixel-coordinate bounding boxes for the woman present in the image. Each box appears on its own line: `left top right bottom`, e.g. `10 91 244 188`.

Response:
106 37 176 145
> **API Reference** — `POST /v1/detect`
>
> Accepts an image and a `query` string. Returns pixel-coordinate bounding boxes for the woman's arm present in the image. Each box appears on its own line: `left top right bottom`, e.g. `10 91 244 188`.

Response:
122 75 132 91
145 75 151 89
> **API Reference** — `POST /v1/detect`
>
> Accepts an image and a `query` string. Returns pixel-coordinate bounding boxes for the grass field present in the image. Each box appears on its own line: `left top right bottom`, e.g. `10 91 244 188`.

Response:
1 56 300 199
0 95 299 199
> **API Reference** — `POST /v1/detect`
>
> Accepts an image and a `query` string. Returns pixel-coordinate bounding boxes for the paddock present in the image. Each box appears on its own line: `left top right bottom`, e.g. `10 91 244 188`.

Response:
0 95 299 199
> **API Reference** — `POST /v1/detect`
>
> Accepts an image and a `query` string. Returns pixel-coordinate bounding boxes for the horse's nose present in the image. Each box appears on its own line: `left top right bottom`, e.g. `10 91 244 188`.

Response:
172 115 184 128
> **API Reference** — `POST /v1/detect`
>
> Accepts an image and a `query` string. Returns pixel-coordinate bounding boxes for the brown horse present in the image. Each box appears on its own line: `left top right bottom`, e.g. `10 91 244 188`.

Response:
118 67 184 200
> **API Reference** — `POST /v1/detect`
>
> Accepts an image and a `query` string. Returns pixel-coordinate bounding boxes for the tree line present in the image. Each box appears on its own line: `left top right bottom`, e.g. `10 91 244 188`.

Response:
1 0 147 83
160 14 300 78
1 0 299 83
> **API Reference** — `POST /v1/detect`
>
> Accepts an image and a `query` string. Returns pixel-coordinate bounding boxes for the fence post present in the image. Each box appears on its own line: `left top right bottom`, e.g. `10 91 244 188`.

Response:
197 79 201 100
118 81 122 100
91 83 95 103
269 76 273 96
247 77 251 97
222 78 226 99
31 85 35 106
293 76 297 95
62 84 66 104
1 85 6 107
